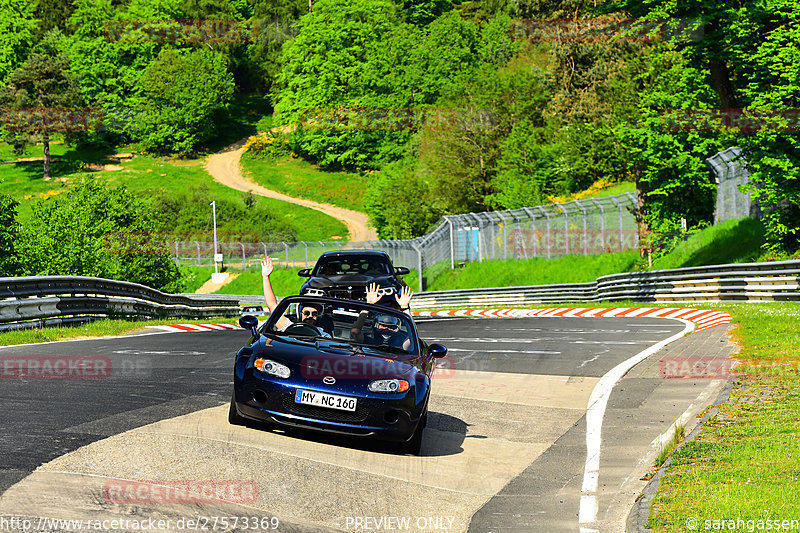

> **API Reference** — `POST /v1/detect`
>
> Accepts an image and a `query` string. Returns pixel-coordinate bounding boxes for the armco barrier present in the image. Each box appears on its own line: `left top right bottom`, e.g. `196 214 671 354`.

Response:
410 259 800 310
0 276 240 331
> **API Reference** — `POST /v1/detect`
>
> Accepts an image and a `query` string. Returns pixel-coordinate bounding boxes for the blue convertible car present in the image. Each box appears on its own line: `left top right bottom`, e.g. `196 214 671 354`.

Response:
229 295 447 454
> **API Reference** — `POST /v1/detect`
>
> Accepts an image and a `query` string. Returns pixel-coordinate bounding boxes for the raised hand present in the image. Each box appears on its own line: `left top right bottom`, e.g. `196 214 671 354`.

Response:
395 285 413 309
260 257 274 277
365 282 381 305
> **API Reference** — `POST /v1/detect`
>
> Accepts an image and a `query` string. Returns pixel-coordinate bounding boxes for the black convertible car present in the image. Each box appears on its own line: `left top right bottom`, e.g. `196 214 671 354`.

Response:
298 250 410 307
230 295 447 454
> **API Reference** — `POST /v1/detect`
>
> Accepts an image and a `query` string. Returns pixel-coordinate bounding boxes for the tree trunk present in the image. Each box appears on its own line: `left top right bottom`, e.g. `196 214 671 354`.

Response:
308 0 312 13
634 163 650 257
43 131 51 180
709 60 736 109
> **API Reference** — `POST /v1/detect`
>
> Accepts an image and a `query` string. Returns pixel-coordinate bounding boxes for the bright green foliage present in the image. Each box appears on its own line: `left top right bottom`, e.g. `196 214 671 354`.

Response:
0 30 84 178
273 2 515 170
19 181 183 292
0 0 37 84
134 48 235 154
244 0 307 93
602 0 800 254
0 193 21 276
150 183 298 243
402 0 453 25
364 151 443 239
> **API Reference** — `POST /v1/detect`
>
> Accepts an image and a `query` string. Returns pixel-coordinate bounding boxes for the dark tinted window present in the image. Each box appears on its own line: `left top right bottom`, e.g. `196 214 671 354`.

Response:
313 256 392 276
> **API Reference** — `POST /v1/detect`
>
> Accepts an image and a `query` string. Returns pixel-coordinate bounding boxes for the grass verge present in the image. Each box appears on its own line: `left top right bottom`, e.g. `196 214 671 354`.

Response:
0 143 348 241
0 316 237 347
425 252 640 291
648 302 800 530
240 152 366 213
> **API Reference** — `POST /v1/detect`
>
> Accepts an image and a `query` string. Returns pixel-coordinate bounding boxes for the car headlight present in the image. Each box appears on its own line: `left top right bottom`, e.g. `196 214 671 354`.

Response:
376 287 395 296
368 379 409 393
304 288 325 296
254 358 290 379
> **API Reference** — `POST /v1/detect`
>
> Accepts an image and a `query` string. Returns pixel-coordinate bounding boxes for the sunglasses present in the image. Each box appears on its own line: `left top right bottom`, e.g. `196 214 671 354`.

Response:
301 310 319 318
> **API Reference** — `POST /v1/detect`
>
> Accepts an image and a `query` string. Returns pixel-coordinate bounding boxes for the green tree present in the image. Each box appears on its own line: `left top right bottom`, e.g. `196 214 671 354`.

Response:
0 193 22 276
603 0 800 253
19 181 183 291
0 0 37 84
0 29 83 179
134 48 235 154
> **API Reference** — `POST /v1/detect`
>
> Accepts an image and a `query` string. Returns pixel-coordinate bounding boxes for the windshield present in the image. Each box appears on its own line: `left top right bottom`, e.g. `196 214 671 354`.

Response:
263 297 418 355
312 255 393 276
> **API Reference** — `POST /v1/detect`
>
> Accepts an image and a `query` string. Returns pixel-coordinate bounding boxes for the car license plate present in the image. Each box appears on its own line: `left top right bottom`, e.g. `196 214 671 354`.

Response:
294 389 357 412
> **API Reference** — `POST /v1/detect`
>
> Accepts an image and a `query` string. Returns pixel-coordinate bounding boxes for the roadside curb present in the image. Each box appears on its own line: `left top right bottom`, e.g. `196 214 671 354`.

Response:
145 323 238 332
626 380 735 532
412 306 731 332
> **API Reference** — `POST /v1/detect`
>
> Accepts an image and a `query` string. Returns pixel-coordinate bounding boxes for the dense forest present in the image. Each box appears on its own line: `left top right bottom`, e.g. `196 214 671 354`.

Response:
1 0 799 289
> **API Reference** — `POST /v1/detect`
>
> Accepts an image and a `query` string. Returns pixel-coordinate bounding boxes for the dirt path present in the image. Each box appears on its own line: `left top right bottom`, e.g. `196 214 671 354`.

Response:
205 138 377 242
194 272 239 294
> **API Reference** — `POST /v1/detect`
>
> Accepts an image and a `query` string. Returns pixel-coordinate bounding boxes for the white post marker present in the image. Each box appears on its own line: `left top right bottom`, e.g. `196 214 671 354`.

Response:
211 200 218 275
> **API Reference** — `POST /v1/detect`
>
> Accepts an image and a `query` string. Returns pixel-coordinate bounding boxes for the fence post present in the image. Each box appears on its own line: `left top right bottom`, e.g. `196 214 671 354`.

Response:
574 200 588 256
590 198 605 253
174 241 180 266
538 206 551 259
497 212 508 260
239 242 246 271
193 241 200 266
625 192 639 249
554 202 568 255
319 241 325 254
609 196 624 251
523 207 537 258
410 241 423 292
446 217 455 269
302 241 308 267
283 242 289 268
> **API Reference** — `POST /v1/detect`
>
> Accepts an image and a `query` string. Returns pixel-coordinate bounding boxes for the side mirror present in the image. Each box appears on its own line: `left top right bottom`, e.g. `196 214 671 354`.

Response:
239 314 259 336
394 266 410 275
298 268 311 277
428 343 447 358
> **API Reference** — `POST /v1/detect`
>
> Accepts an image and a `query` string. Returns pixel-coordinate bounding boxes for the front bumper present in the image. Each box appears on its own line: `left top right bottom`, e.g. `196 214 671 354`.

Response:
233 373 423 442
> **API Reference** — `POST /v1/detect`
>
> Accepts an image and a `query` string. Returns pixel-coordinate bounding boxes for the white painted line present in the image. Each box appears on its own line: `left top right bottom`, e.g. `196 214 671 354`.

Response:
578 495 598 524
446 348 561 355
578 318 695 529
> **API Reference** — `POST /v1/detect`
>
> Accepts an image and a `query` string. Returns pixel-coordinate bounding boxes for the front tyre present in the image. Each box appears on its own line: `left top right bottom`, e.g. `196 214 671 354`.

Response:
228 391 246 426
398 404 428 455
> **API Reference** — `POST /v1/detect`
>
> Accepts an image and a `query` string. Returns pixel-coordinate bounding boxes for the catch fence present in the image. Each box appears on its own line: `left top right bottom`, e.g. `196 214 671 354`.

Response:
162 193 639 290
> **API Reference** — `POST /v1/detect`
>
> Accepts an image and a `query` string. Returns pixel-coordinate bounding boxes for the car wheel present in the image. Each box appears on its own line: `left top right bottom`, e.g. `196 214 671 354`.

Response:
398 404 428 455
228 392 247 426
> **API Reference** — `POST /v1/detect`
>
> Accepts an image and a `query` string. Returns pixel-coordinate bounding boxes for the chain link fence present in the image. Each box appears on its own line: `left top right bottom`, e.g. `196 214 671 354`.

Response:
167 193 639 290
707 146 758 223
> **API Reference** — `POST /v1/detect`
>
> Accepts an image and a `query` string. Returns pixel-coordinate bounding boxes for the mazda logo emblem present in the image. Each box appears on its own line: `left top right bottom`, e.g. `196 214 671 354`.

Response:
323 376 336 385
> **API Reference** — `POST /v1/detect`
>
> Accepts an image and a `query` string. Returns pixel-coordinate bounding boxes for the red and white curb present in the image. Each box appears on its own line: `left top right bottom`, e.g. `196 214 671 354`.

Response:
145 323 238 333
412 306 731 332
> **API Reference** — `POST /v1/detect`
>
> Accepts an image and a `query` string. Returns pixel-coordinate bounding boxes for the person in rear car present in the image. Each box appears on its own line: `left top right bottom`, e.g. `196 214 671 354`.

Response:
261 257 328 335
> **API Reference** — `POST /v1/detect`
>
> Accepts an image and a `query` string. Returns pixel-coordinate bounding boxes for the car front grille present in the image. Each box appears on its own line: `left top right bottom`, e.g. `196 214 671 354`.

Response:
327 288 367 301
282 394 370 423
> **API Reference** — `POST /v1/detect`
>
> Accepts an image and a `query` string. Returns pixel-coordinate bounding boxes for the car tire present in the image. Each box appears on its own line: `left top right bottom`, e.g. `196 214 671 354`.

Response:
398 404 427 455
228 392 247 426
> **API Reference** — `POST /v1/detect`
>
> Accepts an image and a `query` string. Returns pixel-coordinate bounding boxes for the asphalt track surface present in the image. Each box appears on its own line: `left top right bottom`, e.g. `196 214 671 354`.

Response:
0 317 729 532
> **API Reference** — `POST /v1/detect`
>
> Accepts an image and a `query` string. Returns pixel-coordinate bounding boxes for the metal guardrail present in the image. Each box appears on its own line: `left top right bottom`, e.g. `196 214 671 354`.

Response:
410 260 800 309
0 276 241 331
